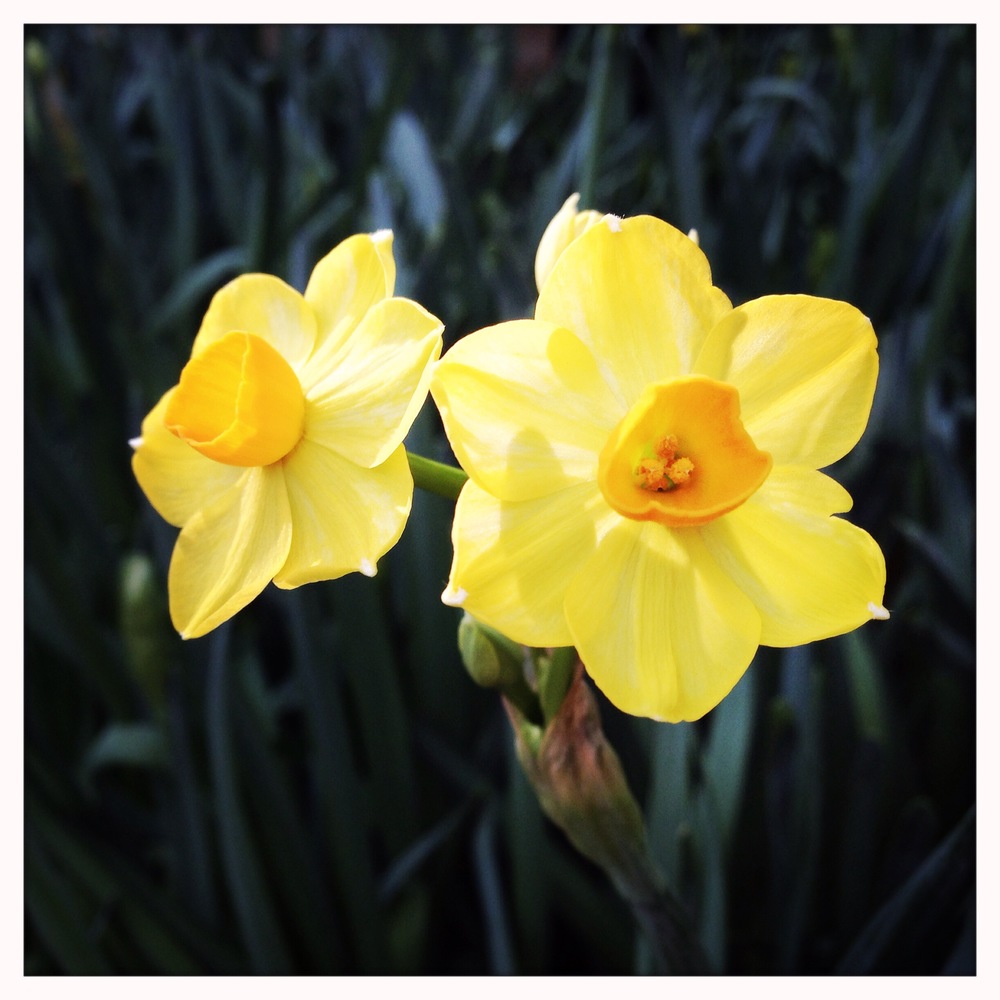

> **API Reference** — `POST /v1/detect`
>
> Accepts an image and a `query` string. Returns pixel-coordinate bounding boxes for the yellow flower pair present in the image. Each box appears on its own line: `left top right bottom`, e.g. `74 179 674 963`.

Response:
132 199 887 722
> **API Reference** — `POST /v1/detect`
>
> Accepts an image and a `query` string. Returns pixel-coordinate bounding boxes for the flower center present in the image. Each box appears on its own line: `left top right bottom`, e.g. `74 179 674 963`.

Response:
597 375 771 527
164 331 305 467
634 434 695 492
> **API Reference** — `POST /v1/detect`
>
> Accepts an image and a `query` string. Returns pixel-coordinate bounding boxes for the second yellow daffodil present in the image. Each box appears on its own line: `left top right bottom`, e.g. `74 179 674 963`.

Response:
132 231 443 639
432 209 887 723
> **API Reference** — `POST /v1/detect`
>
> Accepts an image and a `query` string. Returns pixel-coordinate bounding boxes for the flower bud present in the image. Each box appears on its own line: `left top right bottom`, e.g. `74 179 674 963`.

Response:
457 615 542 723
506 663 652 902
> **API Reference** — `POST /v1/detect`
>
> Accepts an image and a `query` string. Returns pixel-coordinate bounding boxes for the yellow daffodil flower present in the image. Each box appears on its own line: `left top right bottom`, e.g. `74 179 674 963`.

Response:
132 231 443 639
432 213 887 723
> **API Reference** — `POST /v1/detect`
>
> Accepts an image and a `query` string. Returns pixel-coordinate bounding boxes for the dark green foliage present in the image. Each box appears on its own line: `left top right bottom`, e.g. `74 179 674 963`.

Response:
25 25 974 974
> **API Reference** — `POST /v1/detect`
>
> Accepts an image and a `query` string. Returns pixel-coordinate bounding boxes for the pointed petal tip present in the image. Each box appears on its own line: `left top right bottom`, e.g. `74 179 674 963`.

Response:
603 213 622 233
868 601 890 621
360 558 377 578
128 435 143 451
442 585 467 607
371 228 393 245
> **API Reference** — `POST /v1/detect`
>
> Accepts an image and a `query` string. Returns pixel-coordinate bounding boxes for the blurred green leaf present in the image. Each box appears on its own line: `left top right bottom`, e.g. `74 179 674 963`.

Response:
206 630 294 974
645 720 693 892
385 110 447 240
702 666 755 849
80 722 168 791
473 803 517 974
286 590 383 971
837 807 975 974
146 248 250 339
25 839 116 975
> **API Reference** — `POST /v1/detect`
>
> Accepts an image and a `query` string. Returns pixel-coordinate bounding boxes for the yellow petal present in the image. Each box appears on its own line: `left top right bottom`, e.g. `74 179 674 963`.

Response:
131 388 243 528
303 297 443 468
534 193 603 293
302 232 395 372
694 295 878 469
536 215 732 406
432 320 623 501
191 273 317 372
700 465 887 647
444 479 617 648
168 465 292 638
565 519 761 722
273 441 412 588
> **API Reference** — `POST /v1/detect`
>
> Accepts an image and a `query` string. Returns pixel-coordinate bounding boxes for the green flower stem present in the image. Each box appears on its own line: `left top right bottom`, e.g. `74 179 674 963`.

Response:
406 451 468 502
506 664 711 975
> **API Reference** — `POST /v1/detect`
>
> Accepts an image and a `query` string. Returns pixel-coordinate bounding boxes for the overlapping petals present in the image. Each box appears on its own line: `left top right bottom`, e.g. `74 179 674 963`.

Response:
444 479 618 647
132 389 244 528
434 206 887 722
301 232 397 379
304 297 443 469
694 295 879 469
564 519 761 722
534 193 602 293
431 321 622 501
132 232 443 639
167 467 292 639
536 215 733 406
274 442 412 589
699 467 887 647
192 273 318 370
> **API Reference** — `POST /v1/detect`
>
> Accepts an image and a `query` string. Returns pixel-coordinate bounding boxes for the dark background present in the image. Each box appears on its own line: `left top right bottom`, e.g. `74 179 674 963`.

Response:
25 25 974 974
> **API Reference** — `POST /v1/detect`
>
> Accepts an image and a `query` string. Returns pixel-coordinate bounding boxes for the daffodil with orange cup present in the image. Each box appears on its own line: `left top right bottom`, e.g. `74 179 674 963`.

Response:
132 231 443 639
432 211 887 722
